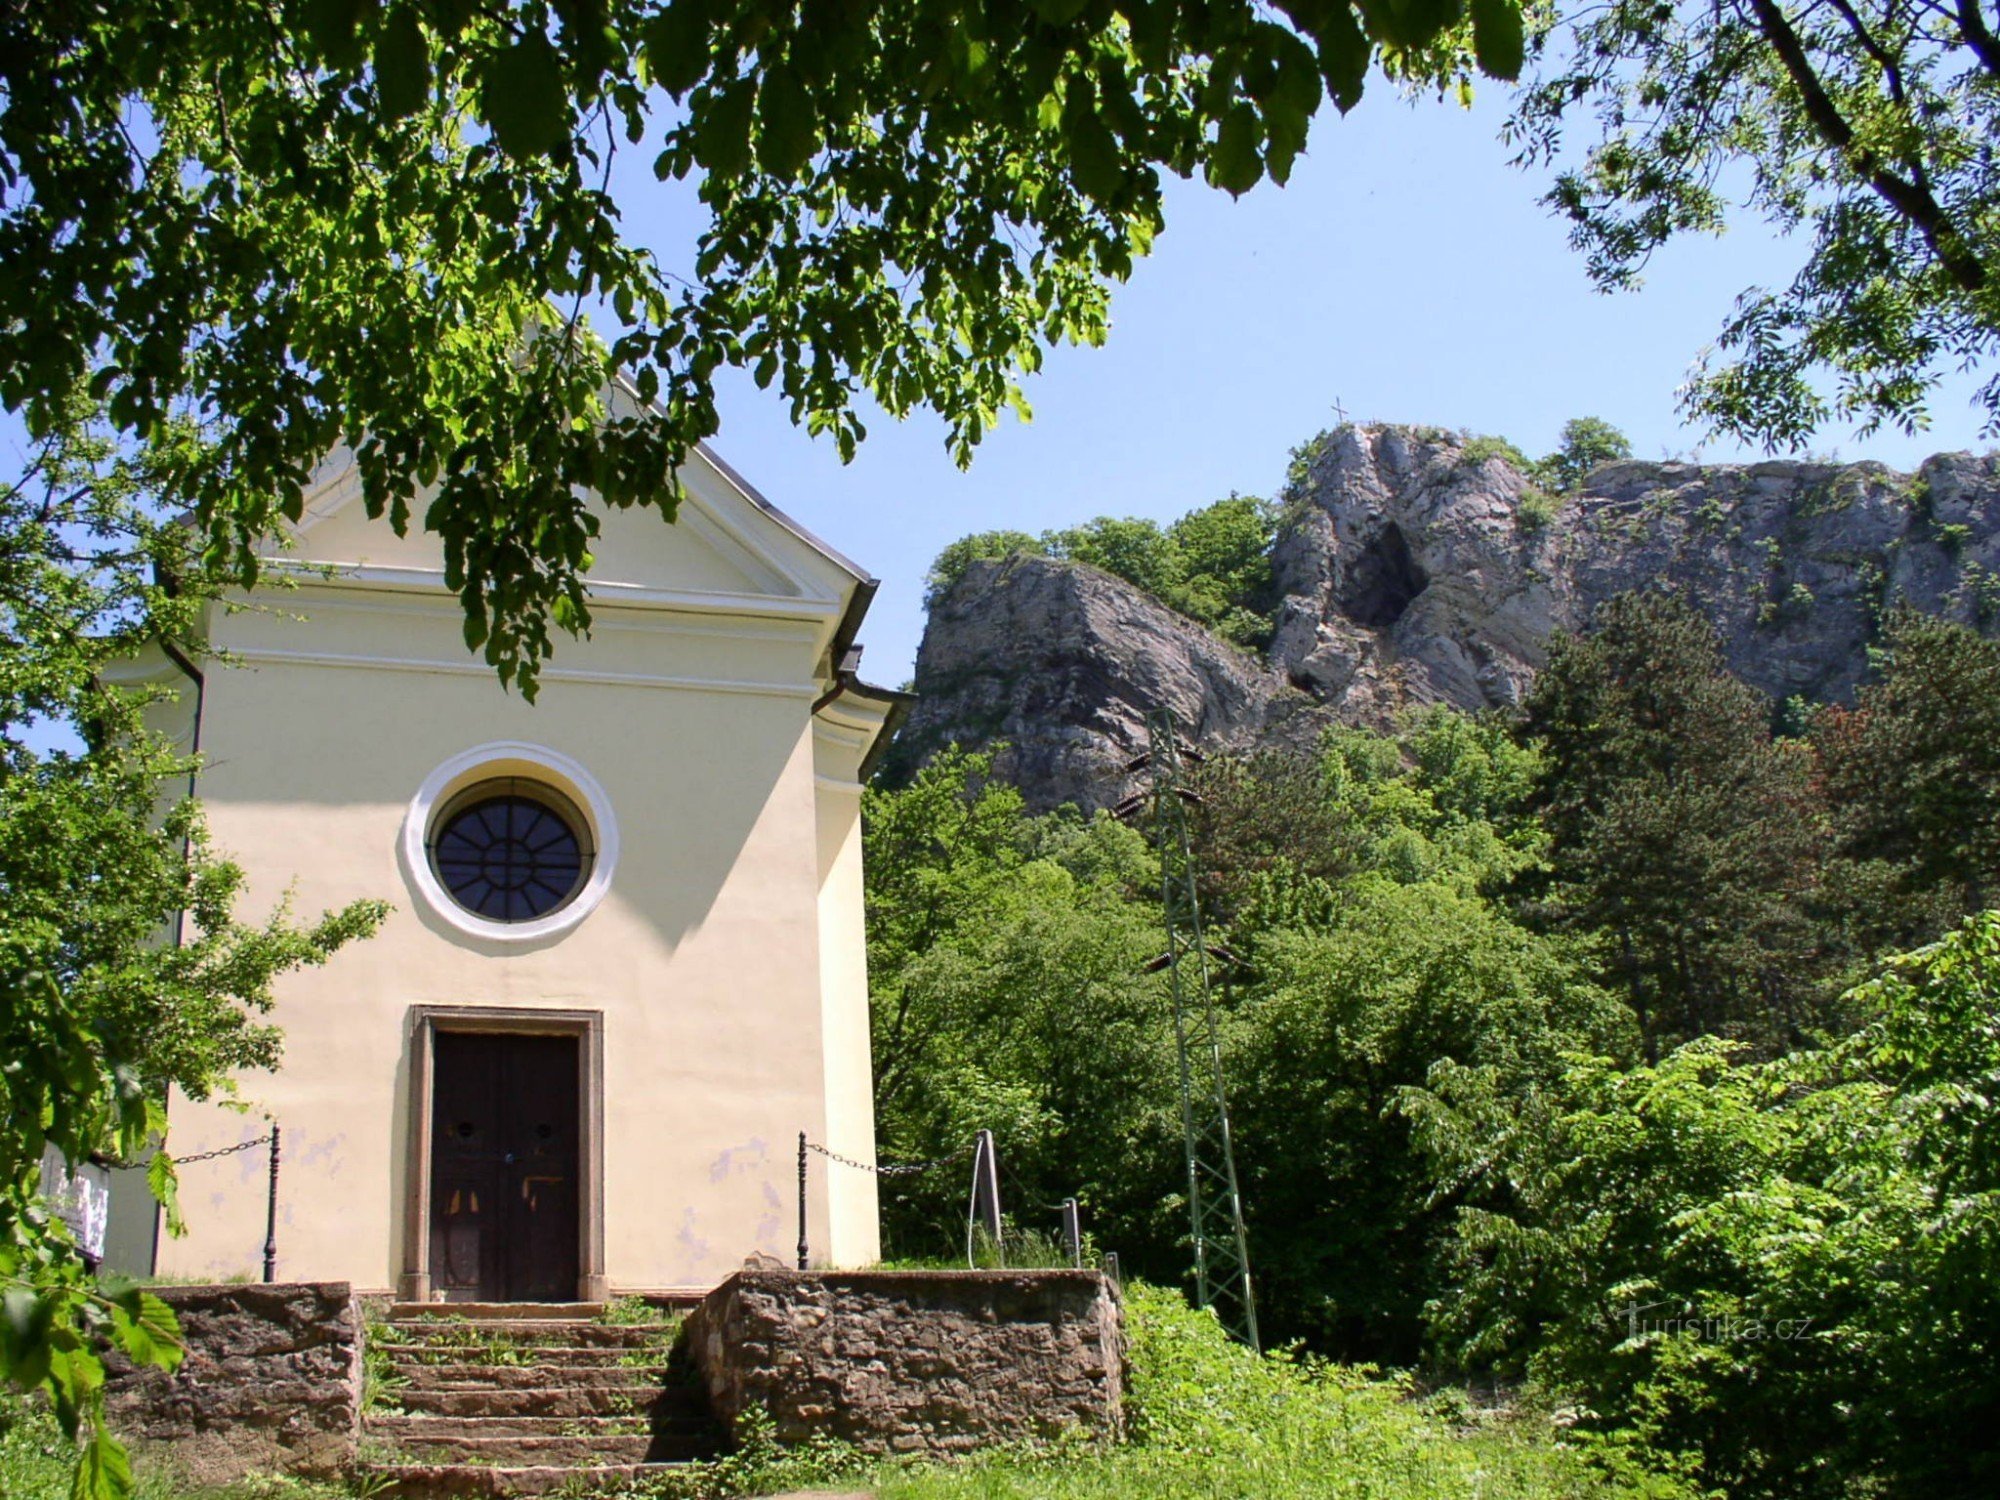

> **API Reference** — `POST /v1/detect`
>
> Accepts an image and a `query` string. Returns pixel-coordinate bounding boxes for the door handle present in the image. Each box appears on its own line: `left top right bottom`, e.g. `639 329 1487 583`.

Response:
503 1152 518 1166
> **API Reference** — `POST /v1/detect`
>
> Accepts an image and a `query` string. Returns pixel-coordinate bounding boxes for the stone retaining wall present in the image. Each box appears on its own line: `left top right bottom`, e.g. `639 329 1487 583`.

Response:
103 1282 363 1483
684 1269 1125 1454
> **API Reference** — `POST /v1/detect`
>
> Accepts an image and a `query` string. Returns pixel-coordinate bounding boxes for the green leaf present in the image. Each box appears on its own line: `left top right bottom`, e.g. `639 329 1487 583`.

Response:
481 32 569 160
1314 5 1371 112
302 0 372 69
644 0 711 100
1360 0 1462 48
146 1153 184 1240
374 8 431 121
756 64 817 179
109 1290 183 1373
694 79 757 179
1062 90 1125 204
1470 0 1525 81
71 1425 132 1500
1207 104 1263 197
1 1287 54 1387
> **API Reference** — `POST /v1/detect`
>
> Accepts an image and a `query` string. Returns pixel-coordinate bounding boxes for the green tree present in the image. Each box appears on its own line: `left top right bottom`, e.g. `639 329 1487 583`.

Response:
1516 1 2000 445
928 494 1282 644
3 0 1523 693
1322 708 1547 894
1046 516 1185 600
0 413 386 1498
1186 748 1364 936
1537 416 1631 493
1231 877 1630 1362
1163 494 1281 645
1815 610 2000 931
862 750 1179 1262
1519 592 1834 1056
922 531 1048 605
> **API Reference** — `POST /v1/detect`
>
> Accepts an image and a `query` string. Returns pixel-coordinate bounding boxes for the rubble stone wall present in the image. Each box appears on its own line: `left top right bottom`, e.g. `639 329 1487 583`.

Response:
684 1268 1125 1454
103 1282 362 1483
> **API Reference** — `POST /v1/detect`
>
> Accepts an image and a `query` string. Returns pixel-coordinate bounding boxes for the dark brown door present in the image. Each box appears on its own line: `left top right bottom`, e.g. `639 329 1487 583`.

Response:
429 1032 581 1302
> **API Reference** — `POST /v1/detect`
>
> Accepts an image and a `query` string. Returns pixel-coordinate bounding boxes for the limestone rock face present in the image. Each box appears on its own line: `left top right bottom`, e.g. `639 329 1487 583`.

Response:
898 424 2000 812
891 552 1318 812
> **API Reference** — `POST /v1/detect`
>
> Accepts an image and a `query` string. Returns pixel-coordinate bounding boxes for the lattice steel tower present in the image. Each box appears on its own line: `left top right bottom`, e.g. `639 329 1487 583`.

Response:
1128 707 1259 1350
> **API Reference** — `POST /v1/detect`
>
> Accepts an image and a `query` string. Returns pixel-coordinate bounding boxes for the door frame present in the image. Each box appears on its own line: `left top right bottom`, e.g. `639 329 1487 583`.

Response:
399 1006 607 1303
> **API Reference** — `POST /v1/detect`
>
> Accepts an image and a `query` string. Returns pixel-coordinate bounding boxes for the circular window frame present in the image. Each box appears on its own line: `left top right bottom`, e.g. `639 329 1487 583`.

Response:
427 777 595 925
403 742 619 944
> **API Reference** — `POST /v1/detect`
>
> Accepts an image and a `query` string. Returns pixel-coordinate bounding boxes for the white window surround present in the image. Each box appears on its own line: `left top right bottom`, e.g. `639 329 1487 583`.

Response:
403 741 620 944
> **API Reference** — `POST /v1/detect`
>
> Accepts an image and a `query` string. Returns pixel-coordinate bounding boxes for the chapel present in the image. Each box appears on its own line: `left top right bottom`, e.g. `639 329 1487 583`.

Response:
101 413 905 1301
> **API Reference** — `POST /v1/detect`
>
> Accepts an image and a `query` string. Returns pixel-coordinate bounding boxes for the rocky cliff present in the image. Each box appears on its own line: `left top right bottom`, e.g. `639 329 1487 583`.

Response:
893 424 2000 812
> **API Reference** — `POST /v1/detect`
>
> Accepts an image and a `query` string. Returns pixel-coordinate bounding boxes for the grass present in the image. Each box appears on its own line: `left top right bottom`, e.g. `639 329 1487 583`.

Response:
0 1405 357 1500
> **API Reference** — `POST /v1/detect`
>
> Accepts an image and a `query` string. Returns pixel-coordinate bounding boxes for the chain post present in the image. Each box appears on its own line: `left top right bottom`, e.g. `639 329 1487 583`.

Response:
797 1131 809 1271
262 1122 280 1284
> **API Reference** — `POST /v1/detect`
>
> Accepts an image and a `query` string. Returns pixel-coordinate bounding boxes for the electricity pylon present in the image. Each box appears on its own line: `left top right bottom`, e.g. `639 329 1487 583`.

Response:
1117 708 1259 1350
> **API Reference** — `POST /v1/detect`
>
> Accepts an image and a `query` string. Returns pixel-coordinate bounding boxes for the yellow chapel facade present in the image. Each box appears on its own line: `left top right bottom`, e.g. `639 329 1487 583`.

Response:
106 421 904 1300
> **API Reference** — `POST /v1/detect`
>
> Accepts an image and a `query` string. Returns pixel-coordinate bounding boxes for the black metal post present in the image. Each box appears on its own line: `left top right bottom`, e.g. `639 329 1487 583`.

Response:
797 1131 809 1270
262 1123 280 1283
1062 1197 1082 1268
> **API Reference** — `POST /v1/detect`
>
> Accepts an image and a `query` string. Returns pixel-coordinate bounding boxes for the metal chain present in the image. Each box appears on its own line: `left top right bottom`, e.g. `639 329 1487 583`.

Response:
806 1141 974 1177
173 1135 273 1165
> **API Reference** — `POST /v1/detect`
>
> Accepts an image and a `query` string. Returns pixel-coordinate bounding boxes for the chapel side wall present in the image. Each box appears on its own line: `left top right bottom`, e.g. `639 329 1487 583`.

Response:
151 589 841 1292
813 769 881 1267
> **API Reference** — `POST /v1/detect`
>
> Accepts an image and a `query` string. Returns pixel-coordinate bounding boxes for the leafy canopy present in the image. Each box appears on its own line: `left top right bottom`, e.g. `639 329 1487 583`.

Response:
1513 0 2000 445
2 0 1525 695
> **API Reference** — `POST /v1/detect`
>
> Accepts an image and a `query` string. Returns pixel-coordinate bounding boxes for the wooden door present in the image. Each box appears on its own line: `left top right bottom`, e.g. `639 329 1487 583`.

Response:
428 1031 581 1302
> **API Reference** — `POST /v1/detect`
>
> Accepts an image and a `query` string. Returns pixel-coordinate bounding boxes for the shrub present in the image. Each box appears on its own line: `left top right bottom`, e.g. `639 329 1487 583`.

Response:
1516 486 1561 532
1411 913 2000 1500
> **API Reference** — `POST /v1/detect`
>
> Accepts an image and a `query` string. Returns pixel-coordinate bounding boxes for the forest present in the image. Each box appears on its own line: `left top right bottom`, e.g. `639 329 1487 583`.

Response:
863 580 2000 1499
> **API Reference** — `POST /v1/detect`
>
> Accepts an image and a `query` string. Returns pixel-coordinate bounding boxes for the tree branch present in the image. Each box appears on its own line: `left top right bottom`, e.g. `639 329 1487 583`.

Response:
1957 0 2000 76
1743 0 1987 292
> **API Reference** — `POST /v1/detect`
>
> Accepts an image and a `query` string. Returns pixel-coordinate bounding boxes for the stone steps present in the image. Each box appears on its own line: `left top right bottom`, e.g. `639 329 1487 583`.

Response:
382 1319 676 1348
392 1384 701 1419
384 1361 672 1389
364 1462 693 1498
373 1414 711 1440
361 1310 723 1497
382 1347 672 1372
375 1432 706 1465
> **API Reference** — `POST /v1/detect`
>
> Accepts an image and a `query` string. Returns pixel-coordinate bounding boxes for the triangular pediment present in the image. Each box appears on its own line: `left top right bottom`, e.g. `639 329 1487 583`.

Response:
278 411 864 613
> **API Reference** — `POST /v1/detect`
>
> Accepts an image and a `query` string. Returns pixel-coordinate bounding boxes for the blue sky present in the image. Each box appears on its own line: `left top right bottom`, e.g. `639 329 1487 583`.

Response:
609 86 1989 686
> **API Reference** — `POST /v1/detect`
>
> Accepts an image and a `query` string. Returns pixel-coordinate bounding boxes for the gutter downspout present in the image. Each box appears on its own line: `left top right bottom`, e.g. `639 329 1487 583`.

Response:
812 668 855 715
157 636 206 947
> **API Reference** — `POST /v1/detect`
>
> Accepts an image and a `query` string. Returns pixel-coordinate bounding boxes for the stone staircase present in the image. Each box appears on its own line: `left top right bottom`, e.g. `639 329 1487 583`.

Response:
361 1302 723 1497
